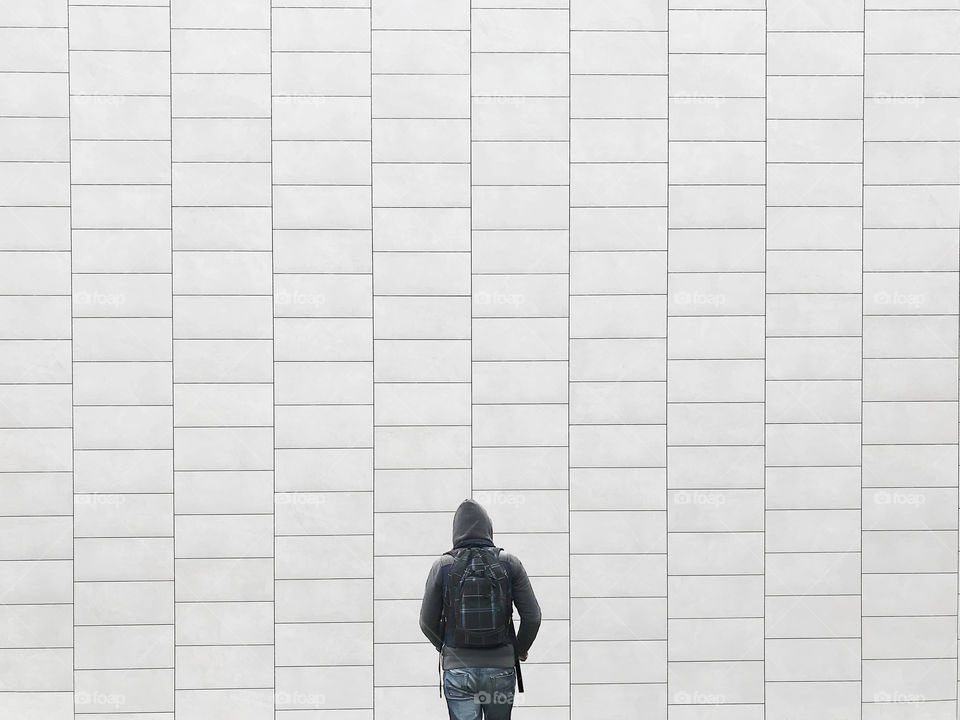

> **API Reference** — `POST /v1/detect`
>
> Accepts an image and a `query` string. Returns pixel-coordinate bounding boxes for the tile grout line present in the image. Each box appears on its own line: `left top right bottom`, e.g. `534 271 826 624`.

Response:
370 2 375 715
67 2 75 717
762 0 767 712
169 3 175 714
270 2 276 716
665 0 670 714
470 0 473 504
858 0 872 718
368 0 377 720
567 1 572 711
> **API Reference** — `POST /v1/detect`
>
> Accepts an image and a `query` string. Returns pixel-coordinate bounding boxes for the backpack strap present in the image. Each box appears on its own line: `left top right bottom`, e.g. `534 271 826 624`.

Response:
512 614 524 693
438 555 454 697
498 549 524 693
437 548 469 698
436 547 481 697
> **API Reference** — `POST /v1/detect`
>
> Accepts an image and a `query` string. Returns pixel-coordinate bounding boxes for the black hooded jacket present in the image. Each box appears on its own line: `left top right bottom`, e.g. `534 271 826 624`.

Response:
419 498 542 670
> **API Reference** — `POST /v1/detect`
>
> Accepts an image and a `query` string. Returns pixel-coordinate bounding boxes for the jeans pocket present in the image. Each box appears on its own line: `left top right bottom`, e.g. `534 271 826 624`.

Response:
445 668 471 682
444 668 475 698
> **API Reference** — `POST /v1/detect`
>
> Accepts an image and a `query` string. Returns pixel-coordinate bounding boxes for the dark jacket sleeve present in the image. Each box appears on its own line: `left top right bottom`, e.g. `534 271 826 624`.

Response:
507 554 541 657
419 557 444 652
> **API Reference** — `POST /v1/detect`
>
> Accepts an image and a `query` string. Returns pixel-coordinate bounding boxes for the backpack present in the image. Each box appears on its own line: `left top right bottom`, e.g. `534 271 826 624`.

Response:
441 545 513 648
436 545 525 697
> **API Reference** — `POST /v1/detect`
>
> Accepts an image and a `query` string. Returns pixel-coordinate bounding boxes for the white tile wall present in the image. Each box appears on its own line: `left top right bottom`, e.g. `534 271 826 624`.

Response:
0 1 958 719
862 6 960 720
766 4 862 720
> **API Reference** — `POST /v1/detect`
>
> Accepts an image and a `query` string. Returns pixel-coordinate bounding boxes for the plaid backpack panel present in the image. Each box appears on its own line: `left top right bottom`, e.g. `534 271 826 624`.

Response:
441 546 513 649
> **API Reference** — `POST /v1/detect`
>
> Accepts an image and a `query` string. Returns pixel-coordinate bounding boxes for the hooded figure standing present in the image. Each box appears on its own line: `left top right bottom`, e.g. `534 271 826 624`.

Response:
420 499 542 720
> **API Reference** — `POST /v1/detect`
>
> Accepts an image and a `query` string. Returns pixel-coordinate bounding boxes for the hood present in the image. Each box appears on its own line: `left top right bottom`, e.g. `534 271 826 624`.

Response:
451 498 494 547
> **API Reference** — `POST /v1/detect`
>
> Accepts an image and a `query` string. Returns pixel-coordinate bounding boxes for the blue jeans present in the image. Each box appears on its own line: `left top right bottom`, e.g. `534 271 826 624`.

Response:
443 666 516 720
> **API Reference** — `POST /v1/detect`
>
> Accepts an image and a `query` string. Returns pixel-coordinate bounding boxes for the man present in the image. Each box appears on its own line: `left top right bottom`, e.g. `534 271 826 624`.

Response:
420 498 542 720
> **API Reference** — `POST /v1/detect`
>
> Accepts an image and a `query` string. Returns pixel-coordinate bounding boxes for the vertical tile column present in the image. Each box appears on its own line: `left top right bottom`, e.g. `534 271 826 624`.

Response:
371 0 470 712
568 1 668 718
0 2 72 718
667 1 766 718
765 4 864 719
171 1 273 717
471 0 569 712
272 0 373 716
862 4 960 717
69 1 174 717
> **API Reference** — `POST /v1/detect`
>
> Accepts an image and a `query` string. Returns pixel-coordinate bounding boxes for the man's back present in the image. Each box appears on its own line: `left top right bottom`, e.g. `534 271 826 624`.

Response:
420 547 542 670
